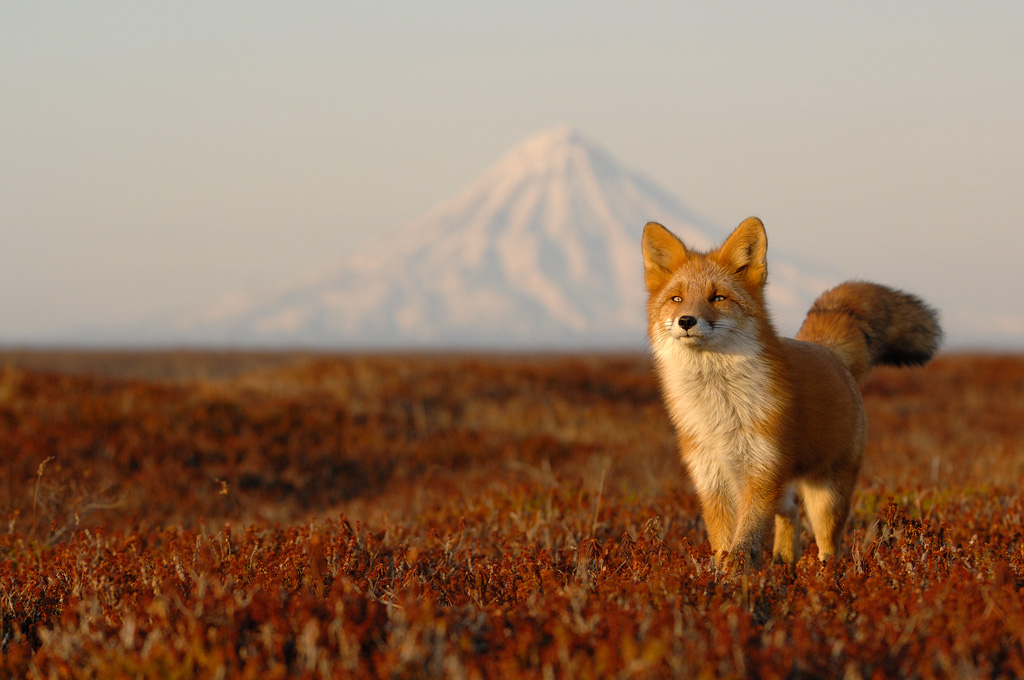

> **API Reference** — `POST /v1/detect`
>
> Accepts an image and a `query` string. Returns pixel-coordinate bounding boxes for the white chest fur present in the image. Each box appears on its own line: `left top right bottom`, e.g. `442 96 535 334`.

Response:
654 342 781 495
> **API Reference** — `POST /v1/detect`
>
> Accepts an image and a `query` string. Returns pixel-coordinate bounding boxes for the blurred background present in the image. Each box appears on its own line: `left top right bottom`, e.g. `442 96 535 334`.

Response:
3 2 1022 350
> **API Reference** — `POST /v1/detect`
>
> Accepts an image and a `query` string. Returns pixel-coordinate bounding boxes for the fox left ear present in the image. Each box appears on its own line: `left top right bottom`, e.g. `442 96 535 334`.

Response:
717 217 768 287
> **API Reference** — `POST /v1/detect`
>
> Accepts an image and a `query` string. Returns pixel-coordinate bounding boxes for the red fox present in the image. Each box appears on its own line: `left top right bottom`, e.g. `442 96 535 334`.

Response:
641 217 941 566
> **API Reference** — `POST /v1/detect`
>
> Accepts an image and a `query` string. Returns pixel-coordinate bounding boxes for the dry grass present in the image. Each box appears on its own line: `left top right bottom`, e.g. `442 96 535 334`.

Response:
1 351 1022 678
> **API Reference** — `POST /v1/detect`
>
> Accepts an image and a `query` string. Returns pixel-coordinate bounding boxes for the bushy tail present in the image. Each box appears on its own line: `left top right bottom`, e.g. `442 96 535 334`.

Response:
796 281 942 382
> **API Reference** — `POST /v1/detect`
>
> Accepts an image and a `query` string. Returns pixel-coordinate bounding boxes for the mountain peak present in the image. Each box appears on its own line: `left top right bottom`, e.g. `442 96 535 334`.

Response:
518 125 586 150
488 125 605 179
168 128 826 348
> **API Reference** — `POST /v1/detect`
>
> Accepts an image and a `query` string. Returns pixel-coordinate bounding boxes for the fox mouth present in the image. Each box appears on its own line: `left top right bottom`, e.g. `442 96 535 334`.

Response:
670 326 707 342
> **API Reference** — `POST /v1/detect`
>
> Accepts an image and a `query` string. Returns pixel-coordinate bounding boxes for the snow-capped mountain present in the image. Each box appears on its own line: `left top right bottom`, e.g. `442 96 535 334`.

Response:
171 127 831 349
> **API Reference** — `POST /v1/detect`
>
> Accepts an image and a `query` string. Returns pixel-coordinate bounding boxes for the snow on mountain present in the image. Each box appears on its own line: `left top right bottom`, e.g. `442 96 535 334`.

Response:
171 127 831 349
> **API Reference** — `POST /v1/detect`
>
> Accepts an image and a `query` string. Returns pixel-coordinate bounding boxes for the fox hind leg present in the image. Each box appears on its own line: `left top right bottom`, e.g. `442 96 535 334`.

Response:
799 478 854 561
773 483 800 565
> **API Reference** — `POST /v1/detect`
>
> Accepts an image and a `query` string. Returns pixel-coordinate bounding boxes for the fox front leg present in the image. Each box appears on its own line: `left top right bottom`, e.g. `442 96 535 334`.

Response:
695 485 736 562
729 483 780 568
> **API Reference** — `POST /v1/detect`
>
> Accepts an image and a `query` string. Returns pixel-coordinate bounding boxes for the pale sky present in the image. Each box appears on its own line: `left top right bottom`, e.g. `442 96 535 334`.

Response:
3 2 1023 347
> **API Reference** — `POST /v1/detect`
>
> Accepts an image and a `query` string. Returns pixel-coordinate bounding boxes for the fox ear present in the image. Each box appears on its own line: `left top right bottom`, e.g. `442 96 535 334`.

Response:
642 222 689 293
717 217 767 287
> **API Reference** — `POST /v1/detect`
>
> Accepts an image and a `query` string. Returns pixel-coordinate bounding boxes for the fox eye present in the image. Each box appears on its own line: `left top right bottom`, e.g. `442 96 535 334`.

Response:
710 294 726 303
671 296 683 303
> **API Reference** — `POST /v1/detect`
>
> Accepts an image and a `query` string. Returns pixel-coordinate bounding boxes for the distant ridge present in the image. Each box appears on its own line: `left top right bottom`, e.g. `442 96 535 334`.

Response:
167 127 830 349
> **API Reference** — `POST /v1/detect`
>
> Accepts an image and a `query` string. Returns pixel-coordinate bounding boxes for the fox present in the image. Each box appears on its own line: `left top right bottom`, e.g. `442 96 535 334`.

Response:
641 217 941 566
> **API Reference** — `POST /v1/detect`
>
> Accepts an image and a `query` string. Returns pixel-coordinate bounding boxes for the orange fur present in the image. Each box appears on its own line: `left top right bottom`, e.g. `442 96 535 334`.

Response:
642 218 941 566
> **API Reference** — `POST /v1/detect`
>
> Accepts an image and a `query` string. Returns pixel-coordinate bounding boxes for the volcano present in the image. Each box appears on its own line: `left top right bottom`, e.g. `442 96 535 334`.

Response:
172 127 829 349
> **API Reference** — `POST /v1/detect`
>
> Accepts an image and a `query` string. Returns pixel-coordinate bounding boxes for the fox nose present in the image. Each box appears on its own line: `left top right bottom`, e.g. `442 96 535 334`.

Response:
678 316 697 331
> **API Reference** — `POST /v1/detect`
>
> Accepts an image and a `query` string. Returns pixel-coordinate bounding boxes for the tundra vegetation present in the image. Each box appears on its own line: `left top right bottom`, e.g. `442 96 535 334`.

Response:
1 351 1022 678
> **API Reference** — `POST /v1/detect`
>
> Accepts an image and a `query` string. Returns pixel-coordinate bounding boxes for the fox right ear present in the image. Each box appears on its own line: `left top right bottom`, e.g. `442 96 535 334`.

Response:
642 222 688 293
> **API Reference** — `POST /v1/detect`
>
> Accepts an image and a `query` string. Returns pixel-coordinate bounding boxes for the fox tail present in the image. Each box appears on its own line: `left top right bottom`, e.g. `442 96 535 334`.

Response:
796 281 942 381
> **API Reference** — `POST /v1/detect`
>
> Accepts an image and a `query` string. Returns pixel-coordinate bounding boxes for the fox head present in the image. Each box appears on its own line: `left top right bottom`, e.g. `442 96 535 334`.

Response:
641 217 771 352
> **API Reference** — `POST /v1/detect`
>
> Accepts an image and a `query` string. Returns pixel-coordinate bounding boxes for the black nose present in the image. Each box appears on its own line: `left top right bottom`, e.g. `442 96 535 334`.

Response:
678 316 697 331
